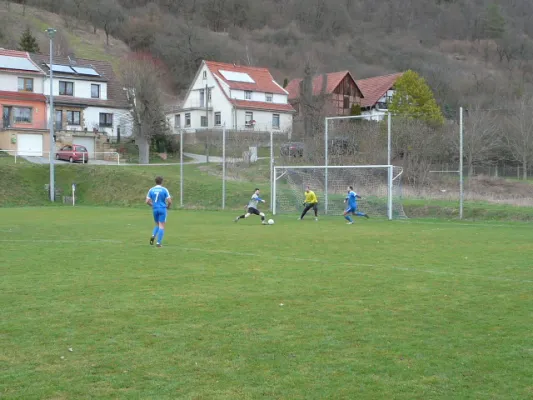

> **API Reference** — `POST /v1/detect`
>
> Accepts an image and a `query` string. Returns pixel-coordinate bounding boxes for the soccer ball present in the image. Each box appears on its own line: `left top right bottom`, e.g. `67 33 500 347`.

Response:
268 219 274 225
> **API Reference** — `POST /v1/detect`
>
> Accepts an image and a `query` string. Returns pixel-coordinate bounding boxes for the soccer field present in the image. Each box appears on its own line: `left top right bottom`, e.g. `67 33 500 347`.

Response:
1 208 532 399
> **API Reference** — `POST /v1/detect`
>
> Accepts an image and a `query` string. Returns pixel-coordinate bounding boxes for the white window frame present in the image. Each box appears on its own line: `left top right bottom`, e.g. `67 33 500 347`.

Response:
215 112 221 126
175 114 181 128
185 113 191 127
272 113 280 129
266 93 273 102
18 77 34 92
245 111 254 126
91 84 100 99
245 90 252 100
200 115 208 127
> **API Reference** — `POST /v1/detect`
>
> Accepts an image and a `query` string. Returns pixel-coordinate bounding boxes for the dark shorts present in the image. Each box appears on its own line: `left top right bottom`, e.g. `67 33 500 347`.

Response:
247 207 260 215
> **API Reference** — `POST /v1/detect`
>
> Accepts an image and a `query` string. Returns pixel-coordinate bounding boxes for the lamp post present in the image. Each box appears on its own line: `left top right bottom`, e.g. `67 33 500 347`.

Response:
45 28 56 202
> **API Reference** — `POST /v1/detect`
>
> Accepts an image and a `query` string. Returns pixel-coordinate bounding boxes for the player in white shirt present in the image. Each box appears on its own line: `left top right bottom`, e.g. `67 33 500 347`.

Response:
234 188 267 224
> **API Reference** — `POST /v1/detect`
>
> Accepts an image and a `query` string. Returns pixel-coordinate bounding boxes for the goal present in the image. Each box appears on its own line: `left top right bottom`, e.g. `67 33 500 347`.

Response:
272 165 406 219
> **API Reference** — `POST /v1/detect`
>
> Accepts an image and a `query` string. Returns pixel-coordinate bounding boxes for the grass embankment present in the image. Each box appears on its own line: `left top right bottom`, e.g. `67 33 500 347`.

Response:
0 159 264 209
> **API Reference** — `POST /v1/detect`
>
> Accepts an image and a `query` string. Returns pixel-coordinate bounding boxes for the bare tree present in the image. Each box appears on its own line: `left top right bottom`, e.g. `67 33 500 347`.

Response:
458 106 502 176
505 96 533 179
88 0 124 45
120 53 170 164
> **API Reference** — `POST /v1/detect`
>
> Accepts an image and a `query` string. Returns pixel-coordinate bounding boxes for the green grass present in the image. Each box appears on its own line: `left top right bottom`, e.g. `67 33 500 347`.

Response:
1 208 532 399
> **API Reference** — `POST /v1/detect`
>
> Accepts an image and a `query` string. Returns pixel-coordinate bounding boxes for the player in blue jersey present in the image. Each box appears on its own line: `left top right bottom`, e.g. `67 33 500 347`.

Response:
146 176 172 247
344 186 369 224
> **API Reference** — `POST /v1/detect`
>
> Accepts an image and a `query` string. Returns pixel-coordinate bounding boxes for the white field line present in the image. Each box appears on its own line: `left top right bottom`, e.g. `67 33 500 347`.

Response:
2 239 531 284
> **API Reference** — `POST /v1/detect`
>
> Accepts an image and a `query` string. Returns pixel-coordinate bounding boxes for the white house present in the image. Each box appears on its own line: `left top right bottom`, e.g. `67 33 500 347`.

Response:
30 54 133 155
168 60 295 134
356 73 403 121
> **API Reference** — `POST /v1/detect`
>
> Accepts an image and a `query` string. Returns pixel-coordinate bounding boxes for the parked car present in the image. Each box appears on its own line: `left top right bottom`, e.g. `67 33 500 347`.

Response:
280 142 304 157
55 144 89 163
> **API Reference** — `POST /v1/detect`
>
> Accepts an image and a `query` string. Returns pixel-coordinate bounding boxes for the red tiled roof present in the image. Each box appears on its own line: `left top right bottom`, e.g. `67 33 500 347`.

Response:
205 61 287 95
0 90 46 102
356 73 402 108
285 71 357 100
0 48 45 75
231 99 295 113
0 49 28 57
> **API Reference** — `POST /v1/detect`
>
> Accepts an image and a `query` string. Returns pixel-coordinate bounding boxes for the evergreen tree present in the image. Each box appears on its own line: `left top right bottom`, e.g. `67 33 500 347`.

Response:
388 70 444 125
283 78 288 88
18 27 40 53
350 103 361 116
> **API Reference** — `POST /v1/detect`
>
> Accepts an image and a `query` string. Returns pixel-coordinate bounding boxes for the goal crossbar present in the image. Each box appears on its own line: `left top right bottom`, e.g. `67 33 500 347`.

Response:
273 165 404 220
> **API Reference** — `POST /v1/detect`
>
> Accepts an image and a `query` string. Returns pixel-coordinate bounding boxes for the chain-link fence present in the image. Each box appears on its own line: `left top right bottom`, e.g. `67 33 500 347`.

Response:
4 108 533 213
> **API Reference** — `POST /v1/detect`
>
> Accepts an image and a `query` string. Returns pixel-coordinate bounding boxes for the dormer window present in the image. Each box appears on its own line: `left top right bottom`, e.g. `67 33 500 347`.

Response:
266 93 273 102
245 91 252 100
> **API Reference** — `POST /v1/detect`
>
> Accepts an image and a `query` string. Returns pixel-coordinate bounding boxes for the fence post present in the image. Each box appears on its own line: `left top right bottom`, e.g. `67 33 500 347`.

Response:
459 106 464 220
180 129 184 207
270 129 273 211
222 124 226 210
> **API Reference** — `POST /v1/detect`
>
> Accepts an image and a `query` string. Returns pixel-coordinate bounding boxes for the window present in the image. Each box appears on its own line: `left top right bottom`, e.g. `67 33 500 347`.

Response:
185 113 191 127
55 110 62 130
91 84 100 98
200 89 205 106
245 111 253 126
203 71 207 79
215 112 221 126
208 88 212 101
67 110 80 125
266 93 273 102
59 81 74 96
99 113 113 127
343 96 350 109
174 114 181 128
272 114 280 129
201 116 207 127
18 78 34 92
13 107 32 123
245 90 252 100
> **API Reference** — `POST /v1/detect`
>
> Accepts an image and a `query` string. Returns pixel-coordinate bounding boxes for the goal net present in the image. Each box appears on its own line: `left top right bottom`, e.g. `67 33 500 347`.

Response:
272 165 406 219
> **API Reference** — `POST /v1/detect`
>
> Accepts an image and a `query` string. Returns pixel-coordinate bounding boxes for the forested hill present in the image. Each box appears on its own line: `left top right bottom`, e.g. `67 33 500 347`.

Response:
2 0 533 112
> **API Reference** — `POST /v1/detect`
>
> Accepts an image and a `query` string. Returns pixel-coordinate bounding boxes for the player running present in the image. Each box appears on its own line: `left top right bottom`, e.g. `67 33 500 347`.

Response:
234 188 267 224
146 176 172 247
344 185 369 224
298 185 318 221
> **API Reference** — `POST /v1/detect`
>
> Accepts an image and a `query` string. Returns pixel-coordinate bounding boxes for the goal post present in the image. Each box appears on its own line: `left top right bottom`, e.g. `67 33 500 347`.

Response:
272 165 405 220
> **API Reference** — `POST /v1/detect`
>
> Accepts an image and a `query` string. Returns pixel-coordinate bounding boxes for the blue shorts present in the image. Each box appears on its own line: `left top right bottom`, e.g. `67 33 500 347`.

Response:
345 205 357 213
153 208 167 223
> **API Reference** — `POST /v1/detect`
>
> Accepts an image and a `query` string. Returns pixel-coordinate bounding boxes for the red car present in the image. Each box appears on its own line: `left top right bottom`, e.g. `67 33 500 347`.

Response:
55 144 89 163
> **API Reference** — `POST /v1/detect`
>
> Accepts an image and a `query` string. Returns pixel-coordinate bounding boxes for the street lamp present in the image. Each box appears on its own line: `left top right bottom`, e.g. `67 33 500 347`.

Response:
45 28 56 202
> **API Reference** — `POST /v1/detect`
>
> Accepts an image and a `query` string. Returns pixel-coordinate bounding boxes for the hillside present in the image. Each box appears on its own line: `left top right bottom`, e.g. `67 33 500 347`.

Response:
2 0 533 111
0 2 130 70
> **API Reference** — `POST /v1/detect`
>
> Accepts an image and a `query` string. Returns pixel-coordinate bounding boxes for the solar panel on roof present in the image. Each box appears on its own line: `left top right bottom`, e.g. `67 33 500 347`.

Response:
0 55 40 72
219 70 255 83
72 66 100 76
45 63 76 74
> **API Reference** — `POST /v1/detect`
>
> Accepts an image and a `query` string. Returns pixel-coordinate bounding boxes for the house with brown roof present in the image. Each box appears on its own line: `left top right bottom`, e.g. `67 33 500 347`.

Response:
30 53 133 156
285 71 364 117
356 73 403 121
168 60 295 134
0 49 50 156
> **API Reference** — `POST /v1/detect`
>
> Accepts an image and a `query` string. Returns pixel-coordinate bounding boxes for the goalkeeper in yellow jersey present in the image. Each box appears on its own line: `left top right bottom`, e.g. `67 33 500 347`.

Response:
298 185 319 221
